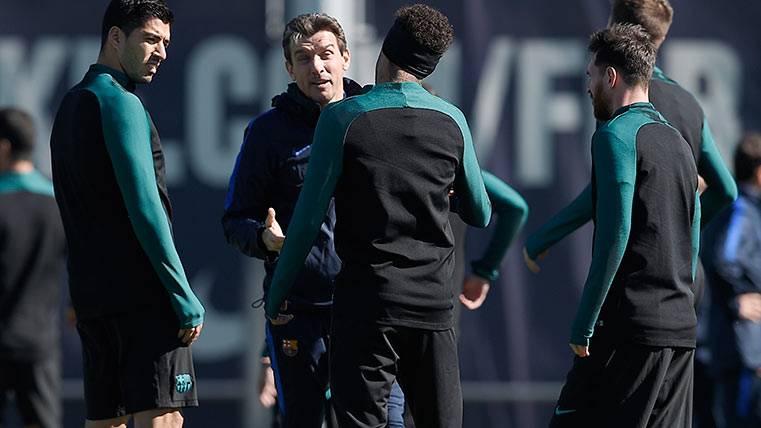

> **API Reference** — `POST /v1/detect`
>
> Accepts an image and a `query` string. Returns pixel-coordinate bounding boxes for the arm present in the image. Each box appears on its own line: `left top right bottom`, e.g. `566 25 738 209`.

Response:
570 132 636 348
452 121 492 227
524 185 593 260
698 118 738 227
469 171 529 281
98 92 204 328
264 110 344 317
711 202 761 319
222 121 278 259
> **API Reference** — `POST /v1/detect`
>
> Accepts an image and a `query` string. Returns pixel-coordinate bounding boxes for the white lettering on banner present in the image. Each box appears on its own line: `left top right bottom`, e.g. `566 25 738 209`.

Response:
471 37 514 161
516 40 586 187
0 37 68 176
0 36 743 188
664 41 742 164
186 36 259 187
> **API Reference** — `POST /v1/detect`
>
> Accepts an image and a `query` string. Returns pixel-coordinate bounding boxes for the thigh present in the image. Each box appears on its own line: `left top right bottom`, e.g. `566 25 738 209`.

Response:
597 344 672 428
266 310 330 428
116 308 198 415
648 349 694 428
77 317 125 420
387 381 406 428
13 357 62 428
330 319 396 428
549 334 616 428
396 328 462 428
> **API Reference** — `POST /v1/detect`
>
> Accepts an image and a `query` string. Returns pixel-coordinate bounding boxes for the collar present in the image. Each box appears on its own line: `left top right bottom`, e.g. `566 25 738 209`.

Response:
611 102 655 119
88 64 136 92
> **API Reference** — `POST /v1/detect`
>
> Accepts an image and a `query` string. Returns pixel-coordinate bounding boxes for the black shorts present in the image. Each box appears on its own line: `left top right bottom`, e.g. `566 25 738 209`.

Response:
551 332 694 428
330 318 462 428
76 307 198 420
0 356 61 428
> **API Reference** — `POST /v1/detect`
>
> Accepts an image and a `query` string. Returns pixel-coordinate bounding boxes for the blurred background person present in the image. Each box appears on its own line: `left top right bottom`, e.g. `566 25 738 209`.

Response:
0 107 66 428
702 133 761 428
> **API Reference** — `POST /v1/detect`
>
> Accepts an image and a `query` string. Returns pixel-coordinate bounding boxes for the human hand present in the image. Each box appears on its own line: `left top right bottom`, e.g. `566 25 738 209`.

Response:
459 275 490 310
737 293 761 322
697 175 707 195
258 357 278 408
523 247 548 274
569 343 589 358
178 323 203 345
262 208 285 252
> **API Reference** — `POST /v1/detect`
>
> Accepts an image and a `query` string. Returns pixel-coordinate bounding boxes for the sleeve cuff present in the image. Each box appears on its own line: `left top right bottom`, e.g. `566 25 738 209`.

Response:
471 261 499 282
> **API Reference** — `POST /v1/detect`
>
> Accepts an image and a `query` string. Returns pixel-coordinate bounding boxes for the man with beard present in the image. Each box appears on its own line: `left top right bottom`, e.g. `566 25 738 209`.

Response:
222 12 370 428
263 5 491 427
550 24 700 427
50 1 205 427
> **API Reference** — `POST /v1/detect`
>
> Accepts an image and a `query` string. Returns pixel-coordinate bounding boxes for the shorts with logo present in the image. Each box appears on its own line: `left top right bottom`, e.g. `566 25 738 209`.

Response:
76 307 198 420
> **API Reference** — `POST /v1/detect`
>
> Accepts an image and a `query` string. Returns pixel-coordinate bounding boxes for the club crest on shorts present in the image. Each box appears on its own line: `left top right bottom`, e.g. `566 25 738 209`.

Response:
281 339 299 357
175 374 193 394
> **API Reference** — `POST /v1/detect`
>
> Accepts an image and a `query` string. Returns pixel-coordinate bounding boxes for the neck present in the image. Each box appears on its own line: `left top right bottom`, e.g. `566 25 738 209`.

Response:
97 50 125 75
612 84 649 113
2 160 34 174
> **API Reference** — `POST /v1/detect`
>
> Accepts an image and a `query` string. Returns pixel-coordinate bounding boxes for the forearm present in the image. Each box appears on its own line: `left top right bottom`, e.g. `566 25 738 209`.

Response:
221 214 270 259
699 119 737 226
525 185 593 259
471 172 528 280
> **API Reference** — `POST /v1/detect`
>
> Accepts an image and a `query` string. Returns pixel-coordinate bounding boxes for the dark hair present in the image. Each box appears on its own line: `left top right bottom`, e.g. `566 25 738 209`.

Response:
101 0 174 46
0 108 35 161
734 133 761 182
282 13 347 63
610 0 673 43
588 23 656 86
394 4 454 55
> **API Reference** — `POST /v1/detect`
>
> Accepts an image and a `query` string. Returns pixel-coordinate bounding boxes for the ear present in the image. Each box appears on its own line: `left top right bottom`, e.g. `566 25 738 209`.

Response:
342 48 351 71
755 165 761 188
284 60 295 80
605 66 617 88
107 26 124 51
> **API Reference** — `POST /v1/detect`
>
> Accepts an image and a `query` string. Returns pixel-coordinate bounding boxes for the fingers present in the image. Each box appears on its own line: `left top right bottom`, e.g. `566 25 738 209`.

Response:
178 324 203 345
569 343 590 358
523 247 541 273
265 208 276 228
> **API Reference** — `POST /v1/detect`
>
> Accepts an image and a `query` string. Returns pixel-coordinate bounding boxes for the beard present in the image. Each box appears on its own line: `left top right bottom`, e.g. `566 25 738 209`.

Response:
591 84 613 122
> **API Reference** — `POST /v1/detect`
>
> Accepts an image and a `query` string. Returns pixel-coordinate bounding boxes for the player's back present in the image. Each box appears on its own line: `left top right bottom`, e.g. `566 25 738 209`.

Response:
0 171 64 359
329 82 467 329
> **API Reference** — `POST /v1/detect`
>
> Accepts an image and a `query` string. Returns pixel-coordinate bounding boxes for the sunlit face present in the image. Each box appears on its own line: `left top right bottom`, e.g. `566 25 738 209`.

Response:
286 30 350 107
117 17 171 84
586 55 613 121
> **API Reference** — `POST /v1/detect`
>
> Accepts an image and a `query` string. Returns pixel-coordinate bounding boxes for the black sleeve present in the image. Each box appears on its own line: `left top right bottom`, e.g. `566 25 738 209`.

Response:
222 120 278 260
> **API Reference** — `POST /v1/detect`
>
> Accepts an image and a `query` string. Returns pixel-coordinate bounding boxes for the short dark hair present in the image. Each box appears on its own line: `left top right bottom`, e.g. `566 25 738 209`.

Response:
734 133 761 182
394 4 454 55
101 0 174 46
588 23 656 87
610 0 673 42
0 108 36 161
282 13 348 64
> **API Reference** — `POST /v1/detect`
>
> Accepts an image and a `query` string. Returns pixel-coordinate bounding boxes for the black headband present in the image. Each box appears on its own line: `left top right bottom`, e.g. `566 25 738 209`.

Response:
381 19 442 79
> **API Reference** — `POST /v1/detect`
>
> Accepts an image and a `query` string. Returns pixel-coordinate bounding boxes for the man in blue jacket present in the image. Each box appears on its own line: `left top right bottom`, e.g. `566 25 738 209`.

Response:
222 13 362 428
702 133 761 428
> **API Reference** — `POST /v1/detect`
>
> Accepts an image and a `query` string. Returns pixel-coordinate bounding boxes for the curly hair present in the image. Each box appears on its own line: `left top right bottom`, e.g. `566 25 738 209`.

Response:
610 0 673 42
394 4 454 55
101 0 174 45
588 23 656 86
